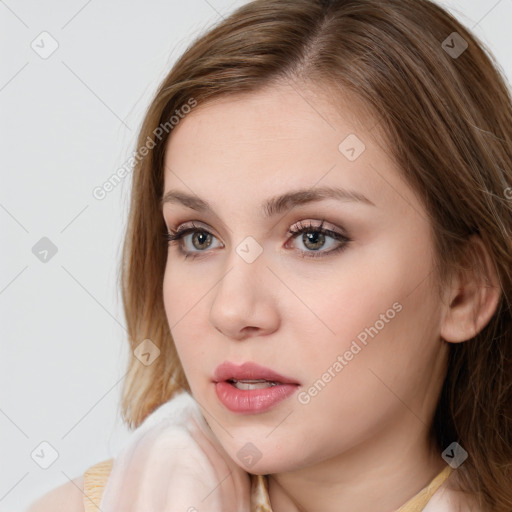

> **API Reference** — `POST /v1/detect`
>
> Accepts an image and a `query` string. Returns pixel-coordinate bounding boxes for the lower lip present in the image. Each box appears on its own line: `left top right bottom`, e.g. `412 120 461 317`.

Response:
215 381 299 413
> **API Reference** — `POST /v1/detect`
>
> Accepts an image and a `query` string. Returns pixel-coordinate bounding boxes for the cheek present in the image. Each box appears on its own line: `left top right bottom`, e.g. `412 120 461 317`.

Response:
162 259 208 327
290 231 439 408
288 242 417 358
162 263 208 375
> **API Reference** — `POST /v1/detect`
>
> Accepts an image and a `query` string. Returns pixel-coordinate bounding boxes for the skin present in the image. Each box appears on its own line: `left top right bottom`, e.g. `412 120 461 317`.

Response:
160 81 498 512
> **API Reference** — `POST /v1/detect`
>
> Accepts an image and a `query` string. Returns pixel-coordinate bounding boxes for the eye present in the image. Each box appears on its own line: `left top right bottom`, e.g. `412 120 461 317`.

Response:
285 219 350 258
164 219 351 259
164 222 222 259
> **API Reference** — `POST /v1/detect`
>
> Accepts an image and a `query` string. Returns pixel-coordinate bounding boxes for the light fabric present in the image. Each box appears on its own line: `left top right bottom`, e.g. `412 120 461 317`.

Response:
98 390 252 512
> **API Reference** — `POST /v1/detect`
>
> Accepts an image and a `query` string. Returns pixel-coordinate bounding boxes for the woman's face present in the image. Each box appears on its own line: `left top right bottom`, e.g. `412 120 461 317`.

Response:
161 83 449 475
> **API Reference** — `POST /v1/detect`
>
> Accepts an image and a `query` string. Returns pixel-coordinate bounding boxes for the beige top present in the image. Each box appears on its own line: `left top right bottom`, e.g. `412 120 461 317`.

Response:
83 458 453 512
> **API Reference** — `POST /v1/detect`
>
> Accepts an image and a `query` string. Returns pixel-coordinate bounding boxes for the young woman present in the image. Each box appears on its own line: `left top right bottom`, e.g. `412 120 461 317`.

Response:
27 0 512 511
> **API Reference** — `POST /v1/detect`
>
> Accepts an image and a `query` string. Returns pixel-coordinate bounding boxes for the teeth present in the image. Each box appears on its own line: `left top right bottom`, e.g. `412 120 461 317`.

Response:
230 379 280 390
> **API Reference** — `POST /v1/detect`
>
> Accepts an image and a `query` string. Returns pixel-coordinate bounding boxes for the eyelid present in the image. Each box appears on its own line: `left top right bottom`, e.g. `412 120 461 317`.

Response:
288 219 348 237
168 221 224 244
168 219 347 240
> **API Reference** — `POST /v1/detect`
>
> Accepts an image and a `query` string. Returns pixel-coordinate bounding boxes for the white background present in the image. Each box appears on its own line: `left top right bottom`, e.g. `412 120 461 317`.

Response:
1 1 511 510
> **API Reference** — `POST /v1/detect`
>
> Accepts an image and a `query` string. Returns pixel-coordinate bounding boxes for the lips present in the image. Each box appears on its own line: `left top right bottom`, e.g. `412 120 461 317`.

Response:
213 361 300 385
213 361 300 414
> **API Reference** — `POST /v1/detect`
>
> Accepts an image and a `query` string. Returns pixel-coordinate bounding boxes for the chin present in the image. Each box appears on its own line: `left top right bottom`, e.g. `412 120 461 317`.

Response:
226 441 309 476
237 459 288 476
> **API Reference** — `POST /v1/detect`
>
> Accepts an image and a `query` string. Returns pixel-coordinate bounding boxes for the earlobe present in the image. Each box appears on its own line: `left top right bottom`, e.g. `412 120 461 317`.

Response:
440 235 502 344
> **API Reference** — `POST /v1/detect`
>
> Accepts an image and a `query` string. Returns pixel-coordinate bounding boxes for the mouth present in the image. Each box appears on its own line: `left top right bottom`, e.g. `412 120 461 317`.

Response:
226 378 281 390
213 361 300 414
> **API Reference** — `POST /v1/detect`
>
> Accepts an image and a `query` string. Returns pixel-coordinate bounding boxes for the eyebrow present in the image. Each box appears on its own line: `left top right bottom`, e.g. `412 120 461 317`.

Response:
160 186 376 218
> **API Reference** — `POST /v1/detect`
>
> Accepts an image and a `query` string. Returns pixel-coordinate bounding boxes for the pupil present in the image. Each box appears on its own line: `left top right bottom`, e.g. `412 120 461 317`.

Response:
193 232 211 250
304 231 324 250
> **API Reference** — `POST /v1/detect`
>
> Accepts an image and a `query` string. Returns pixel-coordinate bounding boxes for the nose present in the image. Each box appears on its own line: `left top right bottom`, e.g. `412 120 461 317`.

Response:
208 245 280 341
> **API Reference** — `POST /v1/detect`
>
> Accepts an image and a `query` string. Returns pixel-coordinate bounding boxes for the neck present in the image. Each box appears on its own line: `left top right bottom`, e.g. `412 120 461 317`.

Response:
267 416 446 512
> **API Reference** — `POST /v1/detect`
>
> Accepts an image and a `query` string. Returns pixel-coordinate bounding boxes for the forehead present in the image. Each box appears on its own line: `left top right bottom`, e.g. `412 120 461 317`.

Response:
166 83 376 156
162 83 417 218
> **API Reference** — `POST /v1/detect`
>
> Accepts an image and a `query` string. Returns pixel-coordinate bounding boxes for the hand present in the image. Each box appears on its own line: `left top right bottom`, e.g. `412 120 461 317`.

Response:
99 390 252 512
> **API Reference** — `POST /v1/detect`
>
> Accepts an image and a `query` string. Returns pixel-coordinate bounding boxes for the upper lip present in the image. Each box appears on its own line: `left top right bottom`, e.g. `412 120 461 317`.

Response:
213 361 300 385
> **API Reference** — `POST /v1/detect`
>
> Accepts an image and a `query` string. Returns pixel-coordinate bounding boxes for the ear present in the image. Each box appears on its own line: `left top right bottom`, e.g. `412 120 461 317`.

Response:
440 235 502 343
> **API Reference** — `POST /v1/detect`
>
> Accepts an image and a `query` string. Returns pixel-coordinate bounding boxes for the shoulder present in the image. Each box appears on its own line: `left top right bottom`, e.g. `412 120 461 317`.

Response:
423 472 482 512
25 475 85 512
24 458 114 512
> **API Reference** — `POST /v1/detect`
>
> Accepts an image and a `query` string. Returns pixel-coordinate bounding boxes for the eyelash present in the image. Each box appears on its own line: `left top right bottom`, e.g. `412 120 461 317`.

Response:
163 220 351 260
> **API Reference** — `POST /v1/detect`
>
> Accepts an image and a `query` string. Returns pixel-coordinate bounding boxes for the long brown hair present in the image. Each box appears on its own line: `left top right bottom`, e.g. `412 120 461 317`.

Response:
117 1 512 509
